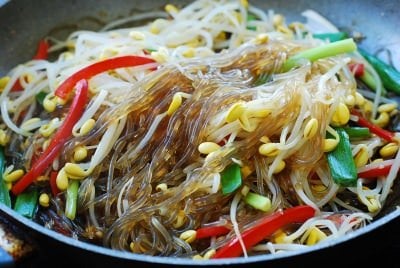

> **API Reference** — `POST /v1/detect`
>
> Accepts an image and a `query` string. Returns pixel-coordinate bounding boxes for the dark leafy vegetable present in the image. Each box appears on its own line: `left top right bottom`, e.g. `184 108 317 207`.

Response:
12 79 89 195
359 49 400 94
35 91 47 105
326 128 357 187
14 188 38 218
313 32 348 42
221 163 242 195
343 127 370 139
0 146 11 207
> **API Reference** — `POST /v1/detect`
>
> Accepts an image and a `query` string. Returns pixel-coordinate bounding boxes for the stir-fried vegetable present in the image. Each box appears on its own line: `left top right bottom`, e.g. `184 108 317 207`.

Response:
14 188 38 218
351 110 395 142
12 79 89 195
1 0 399 260
65 180 79 220
313 32 348 42
213 205 316 258
343 127 370 139
33 39 49 60
0 147 11 207
282 38 357 71
54 56 156 99
359 49 400 94
326 128 358 187
221 163 242 195
195 225 230 239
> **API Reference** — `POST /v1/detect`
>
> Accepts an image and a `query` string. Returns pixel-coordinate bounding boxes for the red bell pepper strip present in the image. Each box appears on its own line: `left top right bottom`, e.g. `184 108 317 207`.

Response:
54 55 156 99
49 171 60 196
196 225 230 239
358 160 393 179
351 110 395 142
212 205 316 259
12 79 89 195
33 39 49 60
348 63 364 77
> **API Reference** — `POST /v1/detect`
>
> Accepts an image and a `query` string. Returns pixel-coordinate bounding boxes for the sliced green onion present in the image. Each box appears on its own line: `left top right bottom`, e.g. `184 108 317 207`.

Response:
326 128 357 187
359 49 400 94
65 180 79 220
221 163 242 195
244 192 271 212
313 32 348 42
14 188 39 218
283 38 357 72
246 13 257 31
343 127 371 139
35 91 47 105
0 146 11 207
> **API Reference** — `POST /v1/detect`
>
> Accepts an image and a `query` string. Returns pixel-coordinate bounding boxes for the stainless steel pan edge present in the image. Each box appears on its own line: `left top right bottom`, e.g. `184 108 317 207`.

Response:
0 0 399 266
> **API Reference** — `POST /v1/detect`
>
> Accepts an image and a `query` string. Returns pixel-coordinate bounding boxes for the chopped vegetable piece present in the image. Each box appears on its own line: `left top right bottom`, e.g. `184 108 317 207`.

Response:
14 188 38 218
12 79 89 195
359 49 400 94
246 13 257 31
0 146 11 207
54 55 155 99
243 192 271 212
33 39 49 60
49 171 60 196
358 160 393 179
326 128 358 187
348 63 365 77
351 110 395 142
283 38 357 72
313 32 348 42
221 163 242 195
35 91 47 106
360 69 379 92
212 205 316 258
342 127 370 139
196 226 230 239
65 180 79 220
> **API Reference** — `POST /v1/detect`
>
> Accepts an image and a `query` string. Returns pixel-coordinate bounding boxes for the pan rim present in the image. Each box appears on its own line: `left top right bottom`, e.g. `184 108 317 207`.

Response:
1 203 399 265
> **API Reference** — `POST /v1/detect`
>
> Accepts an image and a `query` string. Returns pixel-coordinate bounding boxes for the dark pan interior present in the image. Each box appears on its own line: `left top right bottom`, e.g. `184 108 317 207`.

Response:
0 0 400 266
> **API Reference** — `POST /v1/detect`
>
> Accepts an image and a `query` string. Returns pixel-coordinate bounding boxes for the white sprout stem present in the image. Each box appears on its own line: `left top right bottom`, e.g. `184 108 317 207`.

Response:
87 116 127 171
230 191 248 258
1 98 31 136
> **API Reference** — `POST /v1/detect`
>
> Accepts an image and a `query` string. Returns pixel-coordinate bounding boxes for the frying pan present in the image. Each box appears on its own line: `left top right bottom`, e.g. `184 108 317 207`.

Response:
0 0 400 266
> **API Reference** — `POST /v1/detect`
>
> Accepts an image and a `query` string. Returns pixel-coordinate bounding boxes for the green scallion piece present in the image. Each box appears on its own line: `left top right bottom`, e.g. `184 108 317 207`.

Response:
313 32 348 42
65 180 79 220
343 127 371 139
221 163 242 195
0 147 11 207
283 38 357 72
244 192 271 212
326 128 357 187
35 91 47 105
14 188 39 218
